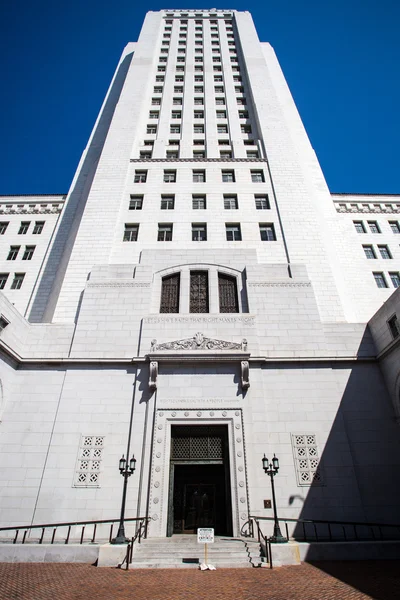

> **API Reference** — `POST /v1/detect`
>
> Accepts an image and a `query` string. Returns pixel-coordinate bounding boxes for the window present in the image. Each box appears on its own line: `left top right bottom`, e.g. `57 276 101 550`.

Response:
213 56 221 63
214 75 223 82
11 273 25 290
354 221 366 233
192 223 207 241
166 150 179 159
169 139 180 145
255 195 270 210
251 170 265 182
177 57 186 63
363 245 376 259
161 195 175 210
246 151 259 158
368 221 381 233
373 272 388 288
218 273 238 313
194 66 203 72
74 435 104 487
147 125 157 134
18 221 30 234
190 271 209 313
222 170 235 182
193 151 205 159
215 97 225 105
193 170 206 183
192 195 206 209
123 224 139 242
220 151 232 159
213 66 222 72
174 86 183 93
149 111 159 119
172 97 182 105
194 124 204 133
216 110 227 119
194 110 204 119
194 75 203 82
378 245 392 259
139 150 152 159
215 86 224 93
171 110 182 119
389 221 400 234
217 125 228 134
233 76 242 82
175 72 184 79
129 196 143 210
158 224 173 241
194 97 204 105
389 273 400 289
156 75 164 82
170 125 181 134
237 98 247 105
388 314 400 338
224 195 238 209
225 224 241 241
151 98 161 105
0 274 9 289
157 66 166 72
160 273 180 313
164 170 176 183
219 139 230 146
260 224 276 241
22 246 35 260
134 170 147 183
7 246 20 260
194 86 204 93
238 110 249 119
0 222 9 234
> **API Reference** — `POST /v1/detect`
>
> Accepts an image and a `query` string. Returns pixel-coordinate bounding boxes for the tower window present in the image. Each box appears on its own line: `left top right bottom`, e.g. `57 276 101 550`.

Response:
158 224 173 241
259 224 276 241
363 245 376 259
378 245 392 259
373 272 388 288
255 195 270 210
161 195 175 210
389 221 400 234
225 224 241 241
7 246 20 261
218 273 239 313
0 273 9 289
389 272 400 288
160 273 180 313
134 170 147 183
123 224 139 242
192 223 207 241
164 170 176 183
192 195 206 209
11 273 25 290
129 196 143 210
224 195 238 209
368 221 381 233
222 170 235 182
190 271 209 313
0 222 9 235
251 170 265 182
22 246 35 260
354 221 366 233
18 221 30 234
193 170 206 183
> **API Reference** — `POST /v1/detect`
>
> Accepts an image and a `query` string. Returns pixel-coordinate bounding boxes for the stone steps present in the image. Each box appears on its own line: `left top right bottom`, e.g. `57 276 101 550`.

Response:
131 536 266 569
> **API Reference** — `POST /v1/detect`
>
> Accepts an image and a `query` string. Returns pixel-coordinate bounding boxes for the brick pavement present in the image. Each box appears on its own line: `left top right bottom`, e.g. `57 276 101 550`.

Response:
0 561 398 600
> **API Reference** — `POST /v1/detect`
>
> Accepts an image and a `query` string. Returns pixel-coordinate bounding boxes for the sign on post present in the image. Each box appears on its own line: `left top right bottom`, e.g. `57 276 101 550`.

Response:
197 528 214 544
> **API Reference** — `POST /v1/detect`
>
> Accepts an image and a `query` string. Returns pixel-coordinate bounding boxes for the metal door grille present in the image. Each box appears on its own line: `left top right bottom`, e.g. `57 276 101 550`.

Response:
171 427 224 460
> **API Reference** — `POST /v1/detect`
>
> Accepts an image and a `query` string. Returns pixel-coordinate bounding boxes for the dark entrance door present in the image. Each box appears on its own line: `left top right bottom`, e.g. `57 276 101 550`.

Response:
168 426 232 536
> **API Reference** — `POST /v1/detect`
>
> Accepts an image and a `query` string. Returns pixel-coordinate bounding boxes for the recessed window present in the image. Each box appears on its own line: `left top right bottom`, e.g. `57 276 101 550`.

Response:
389 220 400 234
220 150 232 159
156 75 165 82
214 86 224 93
194 110 204 119
194 75 204 82
147 125 157 134
18 221 30 235
161 195 175 210
241 125 252 133
152 98 161 106
129 196 143 210
0 222 9 235
216 110 227 119
378 245 392 259
363 245 376 259
214 75 223 82
192 195 206 209
173 97 182 105
194 66 203 72
123 224 139 242
194 97 204 105
11 273 25 290
225 224 241 241
218 139 230 146
354 221 366 233
164 170 176 183
260 223 276 241
175 73 184 80
158 223 173 241
190 271 209 313
134 170 147 183
218 273 239 313
224 195 238 209
171 110 182 119
194 124 204 133
237 98 247 105
157 66 166 72
373 272 388 288
193 151 205 159
149 111 159 119
255 195 270 210
169 139 180 146
0 274 9 289
160 273 180 313
217 125 228 134
192 223 207 241
7 246 20 260
368 221 381 233
389 272 400 288
193 170 206 182
251 170 265 182
233 76 242 82
174 86 183 94
177 57 186 63
166 150 179 159
194 86 204 93
213 66 222 72
170 125 181 134
238 110 249 119
222 170 235 182
215 97 225 105
139 150 152 159
22 246 35 260
388 314 400 338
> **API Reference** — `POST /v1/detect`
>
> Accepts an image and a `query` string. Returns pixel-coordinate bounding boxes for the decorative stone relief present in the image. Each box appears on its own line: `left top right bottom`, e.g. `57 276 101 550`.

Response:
149 361 158 391
150 332 247 352
241 361 250 390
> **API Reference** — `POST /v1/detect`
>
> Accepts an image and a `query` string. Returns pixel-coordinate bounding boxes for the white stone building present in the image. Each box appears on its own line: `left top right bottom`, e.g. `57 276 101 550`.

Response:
0 9 400 540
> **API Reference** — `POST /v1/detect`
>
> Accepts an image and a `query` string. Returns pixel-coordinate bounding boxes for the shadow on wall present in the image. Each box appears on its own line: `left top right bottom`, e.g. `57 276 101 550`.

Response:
292 327 400 598
28 52 134 324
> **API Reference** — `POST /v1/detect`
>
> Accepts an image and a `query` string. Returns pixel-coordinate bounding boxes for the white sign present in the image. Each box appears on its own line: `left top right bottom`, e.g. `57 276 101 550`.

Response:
197 528 214 544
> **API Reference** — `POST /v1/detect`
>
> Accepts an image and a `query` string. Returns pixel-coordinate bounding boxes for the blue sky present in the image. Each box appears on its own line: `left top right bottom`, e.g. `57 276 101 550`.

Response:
0 0 399 194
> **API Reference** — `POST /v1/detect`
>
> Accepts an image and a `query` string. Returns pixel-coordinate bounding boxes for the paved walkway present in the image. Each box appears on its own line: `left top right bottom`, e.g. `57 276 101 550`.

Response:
0 561 398 599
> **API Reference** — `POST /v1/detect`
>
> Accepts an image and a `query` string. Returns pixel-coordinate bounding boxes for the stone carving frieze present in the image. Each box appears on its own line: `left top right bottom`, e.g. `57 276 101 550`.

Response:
151 332 247 352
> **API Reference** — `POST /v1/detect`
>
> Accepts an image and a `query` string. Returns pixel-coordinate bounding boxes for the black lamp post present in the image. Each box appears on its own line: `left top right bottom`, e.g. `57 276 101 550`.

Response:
111 454 136 544
262 454 287 543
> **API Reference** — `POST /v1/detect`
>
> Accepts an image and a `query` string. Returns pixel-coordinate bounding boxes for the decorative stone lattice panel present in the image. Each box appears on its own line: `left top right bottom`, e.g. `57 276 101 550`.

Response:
73 436 104 487
291 434 323 486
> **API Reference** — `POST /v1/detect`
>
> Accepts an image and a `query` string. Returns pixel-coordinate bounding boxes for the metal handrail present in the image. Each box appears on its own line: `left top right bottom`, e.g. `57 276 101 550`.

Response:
252 518 272 569
249 515 400 543
0 516 150 546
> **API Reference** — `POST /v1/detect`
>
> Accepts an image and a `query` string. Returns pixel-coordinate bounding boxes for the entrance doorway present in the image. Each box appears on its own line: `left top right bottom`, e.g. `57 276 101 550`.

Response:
167 425 233 536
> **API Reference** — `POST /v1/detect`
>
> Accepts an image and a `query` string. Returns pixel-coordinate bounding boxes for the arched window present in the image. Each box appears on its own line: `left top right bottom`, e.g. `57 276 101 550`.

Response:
218 273 239 313
190 271 209 313
160 273 180 313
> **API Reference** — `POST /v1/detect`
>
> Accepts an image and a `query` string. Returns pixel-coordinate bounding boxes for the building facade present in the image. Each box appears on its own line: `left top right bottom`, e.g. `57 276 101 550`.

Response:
0 9 400 539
